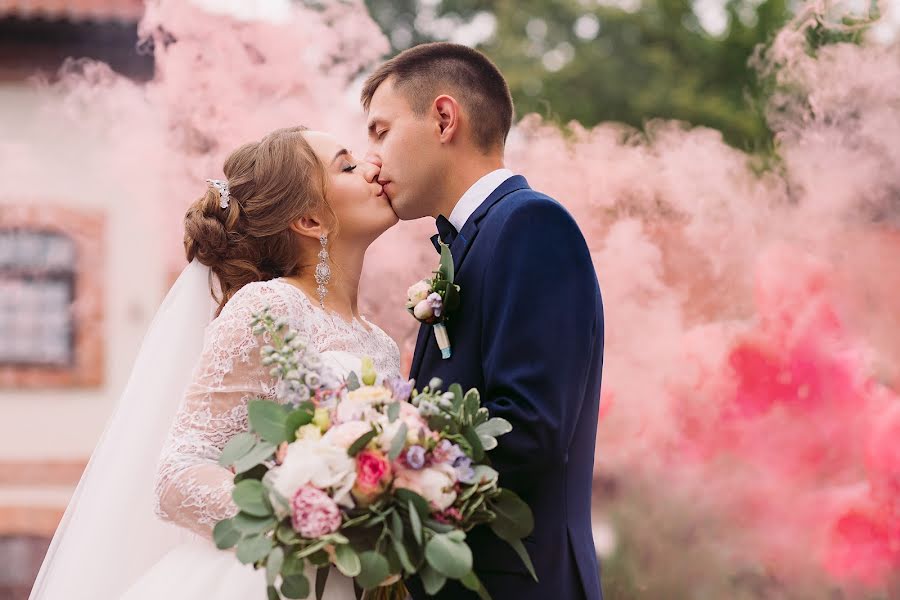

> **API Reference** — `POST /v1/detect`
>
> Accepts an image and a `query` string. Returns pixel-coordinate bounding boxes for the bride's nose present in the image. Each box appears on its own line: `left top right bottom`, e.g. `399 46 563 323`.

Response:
360 161 380 183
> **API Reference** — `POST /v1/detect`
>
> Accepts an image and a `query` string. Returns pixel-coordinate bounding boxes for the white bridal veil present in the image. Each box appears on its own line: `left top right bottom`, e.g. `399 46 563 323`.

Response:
30 260 219 599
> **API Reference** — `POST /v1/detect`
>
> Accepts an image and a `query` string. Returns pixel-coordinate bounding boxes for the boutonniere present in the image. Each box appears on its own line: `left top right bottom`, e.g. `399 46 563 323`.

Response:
406 242 461 359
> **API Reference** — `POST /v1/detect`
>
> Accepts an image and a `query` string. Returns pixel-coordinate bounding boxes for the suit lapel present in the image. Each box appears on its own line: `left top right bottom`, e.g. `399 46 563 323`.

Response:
409 175 530 380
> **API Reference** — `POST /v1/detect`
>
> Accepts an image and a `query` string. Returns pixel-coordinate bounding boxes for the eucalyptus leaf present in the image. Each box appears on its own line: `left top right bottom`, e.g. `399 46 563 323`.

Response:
296 539 329 559
232 479 272 517
218 432 256 468
387 401 400 423
356 551 390 590
392 533 416 574
346 372 360 391
282 552 306 577
236 533 274 564
461 571 493 600
234 441 277 474
388 422 408 461
395 489 429 520
233 512 277 535
248 400 291 445
347 428 377 457
425 533 473 579
439 243 455 283
276 524 301 545
420 564 447 595
489 490 534 540
478 433 498 451
267 547 285 586
281 574 310 599
408 499 423 546
212 518 240 550
334 544 362 577
505 537 538 582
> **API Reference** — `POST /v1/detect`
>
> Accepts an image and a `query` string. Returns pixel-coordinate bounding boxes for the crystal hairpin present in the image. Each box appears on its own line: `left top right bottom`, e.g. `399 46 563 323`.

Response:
206 178 231 209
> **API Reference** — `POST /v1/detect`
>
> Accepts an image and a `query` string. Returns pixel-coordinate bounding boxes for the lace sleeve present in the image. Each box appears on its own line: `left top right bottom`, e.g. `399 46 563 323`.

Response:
153 282 287 538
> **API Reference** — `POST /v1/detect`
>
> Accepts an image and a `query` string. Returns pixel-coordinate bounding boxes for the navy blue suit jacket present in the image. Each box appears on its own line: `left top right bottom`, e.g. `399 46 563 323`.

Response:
405 176 604 600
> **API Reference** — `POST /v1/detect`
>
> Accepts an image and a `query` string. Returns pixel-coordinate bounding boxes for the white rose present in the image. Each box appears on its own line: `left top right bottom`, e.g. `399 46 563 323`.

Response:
393 463 457 511
413 299 435 321
322 421 372 450
265 439 356 508
407 280 432 305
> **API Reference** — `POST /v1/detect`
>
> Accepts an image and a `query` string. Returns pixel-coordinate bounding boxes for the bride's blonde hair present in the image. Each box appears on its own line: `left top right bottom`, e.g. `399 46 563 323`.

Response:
184 126 335 315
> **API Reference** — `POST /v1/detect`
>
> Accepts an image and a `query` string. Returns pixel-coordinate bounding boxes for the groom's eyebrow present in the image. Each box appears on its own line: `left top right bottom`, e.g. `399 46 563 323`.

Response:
331 149 350 164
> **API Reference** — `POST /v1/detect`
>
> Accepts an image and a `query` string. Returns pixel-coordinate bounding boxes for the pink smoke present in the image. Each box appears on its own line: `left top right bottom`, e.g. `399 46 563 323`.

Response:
8 0 900 596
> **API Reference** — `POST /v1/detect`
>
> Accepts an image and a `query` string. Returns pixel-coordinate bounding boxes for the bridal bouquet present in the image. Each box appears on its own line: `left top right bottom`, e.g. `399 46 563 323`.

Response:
214 309 536 600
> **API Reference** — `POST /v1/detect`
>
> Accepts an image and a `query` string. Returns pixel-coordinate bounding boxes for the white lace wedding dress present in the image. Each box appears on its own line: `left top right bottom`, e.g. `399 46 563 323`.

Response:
119 278 401 600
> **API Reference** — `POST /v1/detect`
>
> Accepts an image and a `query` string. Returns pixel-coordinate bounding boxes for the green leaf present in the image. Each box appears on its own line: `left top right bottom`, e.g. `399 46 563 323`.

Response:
267 585 280 600
462 426 485 462
439 243 455 283
232 479 272 517
505 537 538 582
267 547 285 586
443 284 461 313
234 462 270 483
346 372 360 391
475 417 511 438
388 422 408 461
233 512 277 535
249 400 291 445
282 552 306 577
425 533 473 579
281 574 310 599
461 571 493 600
276 524 301 545
236 533 274 564
296 539 329 559
334 544 362 577
489 490 534 541
356 551 390 590
396 489 429 520
315 566 329 600
391 530 416 574
463 390 480 420
285 405 315 441
420 564 447 595
424 519 455 534
347 428 377 457
387 401 400 423
233 441 277 474
408 499 423 546
212 518 240 549
218 432 256 468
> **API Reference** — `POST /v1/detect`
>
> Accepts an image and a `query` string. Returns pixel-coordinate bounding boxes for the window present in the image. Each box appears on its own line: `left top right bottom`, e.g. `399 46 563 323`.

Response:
0 206 103 387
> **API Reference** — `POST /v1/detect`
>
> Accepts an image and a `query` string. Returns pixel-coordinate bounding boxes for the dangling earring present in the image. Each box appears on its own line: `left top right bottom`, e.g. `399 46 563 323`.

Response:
315 234 331 309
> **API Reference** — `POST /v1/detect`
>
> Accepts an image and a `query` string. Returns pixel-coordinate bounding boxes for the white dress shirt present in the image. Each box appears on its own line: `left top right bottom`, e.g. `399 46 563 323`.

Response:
447 168 515 232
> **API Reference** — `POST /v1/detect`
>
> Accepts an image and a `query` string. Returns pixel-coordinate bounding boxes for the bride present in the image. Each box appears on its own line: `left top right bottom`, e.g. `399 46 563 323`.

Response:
29 126 403 599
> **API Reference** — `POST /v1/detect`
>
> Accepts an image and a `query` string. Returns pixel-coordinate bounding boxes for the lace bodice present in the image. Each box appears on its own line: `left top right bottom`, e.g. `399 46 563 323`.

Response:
154 279 400 537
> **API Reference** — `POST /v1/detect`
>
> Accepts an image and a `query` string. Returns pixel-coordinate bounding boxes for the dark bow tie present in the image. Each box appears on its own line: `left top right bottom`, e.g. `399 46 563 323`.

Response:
430 214 458 253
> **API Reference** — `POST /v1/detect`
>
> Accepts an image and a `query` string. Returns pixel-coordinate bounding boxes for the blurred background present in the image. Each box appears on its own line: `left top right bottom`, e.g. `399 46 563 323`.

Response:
1 0 899 599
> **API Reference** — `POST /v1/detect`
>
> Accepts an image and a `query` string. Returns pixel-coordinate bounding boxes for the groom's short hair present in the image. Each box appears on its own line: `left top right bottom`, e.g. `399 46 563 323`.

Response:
361 42 514 153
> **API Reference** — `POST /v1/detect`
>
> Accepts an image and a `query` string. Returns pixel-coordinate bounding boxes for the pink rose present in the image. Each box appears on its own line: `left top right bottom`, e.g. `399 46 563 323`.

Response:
291 486 342 538
352 450 392 506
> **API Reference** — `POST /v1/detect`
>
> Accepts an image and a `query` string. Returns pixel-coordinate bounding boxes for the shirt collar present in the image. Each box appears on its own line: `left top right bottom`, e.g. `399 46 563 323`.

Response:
447 168 515 231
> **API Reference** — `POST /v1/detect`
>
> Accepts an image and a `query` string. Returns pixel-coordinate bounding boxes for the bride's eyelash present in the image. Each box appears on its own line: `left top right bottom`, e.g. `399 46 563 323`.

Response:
342 164 358 173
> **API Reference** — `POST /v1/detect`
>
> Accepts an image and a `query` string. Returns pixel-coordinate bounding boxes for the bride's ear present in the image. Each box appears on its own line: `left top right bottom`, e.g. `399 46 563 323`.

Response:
290 215 327 241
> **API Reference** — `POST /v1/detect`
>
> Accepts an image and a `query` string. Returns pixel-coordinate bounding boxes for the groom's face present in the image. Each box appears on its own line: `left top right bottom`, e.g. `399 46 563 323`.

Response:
365 78 443 220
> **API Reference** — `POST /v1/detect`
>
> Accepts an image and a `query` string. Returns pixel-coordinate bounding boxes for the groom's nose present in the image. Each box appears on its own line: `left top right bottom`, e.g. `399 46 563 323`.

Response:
365 152 382 169
360 161 380 183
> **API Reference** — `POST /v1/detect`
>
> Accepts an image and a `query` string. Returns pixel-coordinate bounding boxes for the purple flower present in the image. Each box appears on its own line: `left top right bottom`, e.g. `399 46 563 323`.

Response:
427 292 443 318
453 456 475 484
386 376 415 402
432 440 464 464
406 445 426 470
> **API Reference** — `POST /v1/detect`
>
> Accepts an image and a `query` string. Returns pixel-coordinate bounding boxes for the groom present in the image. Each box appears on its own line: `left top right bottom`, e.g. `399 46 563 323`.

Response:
363 43 604 600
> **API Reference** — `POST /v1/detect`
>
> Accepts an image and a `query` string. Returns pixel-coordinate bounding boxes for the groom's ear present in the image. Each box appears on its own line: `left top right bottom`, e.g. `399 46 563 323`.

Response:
433 95 461 144
290 216 326 240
